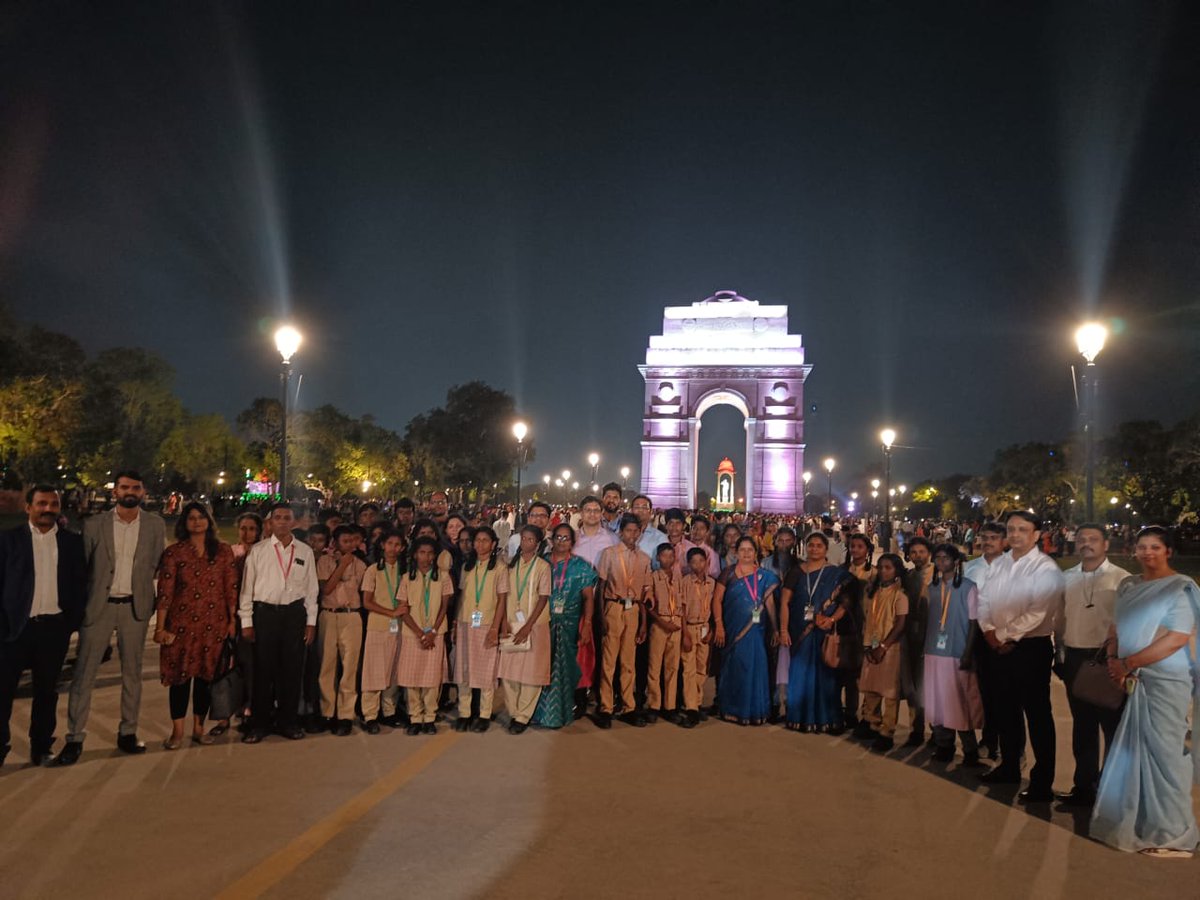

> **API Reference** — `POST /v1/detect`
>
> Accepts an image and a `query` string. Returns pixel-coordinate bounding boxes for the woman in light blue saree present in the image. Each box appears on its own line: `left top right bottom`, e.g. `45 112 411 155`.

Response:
1091 526 1200 858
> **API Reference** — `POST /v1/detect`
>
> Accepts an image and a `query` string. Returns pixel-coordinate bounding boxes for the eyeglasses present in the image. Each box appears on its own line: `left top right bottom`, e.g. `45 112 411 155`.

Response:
552 535 572 542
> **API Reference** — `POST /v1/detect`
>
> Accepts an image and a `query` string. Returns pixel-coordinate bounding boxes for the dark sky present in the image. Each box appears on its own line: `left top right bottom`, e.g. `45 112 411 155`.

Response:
3 1 1198 498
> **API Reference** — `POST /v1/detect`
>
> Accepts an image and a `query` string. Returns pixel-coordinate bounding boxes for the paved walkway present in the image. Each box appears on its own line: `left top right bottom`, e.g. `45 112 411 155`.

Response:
2 640 1197 899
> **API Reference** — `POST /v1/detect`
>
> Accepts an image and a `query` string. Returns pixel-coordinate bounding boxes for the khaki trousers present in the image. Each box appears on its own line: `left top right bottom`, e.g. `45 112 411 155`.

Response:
317 611 363 719
646 622 682 711
459 685 496 719
503 680 543 724
860 691 900 736
407 686 439 723
361 686 400 720
599 602 639 714
680 624 711 711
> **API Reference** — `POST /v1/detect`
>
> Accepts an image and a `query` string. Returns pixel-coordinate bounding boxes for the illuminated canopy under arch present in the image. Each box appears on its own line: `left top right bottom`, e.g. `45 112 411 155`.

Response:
638 290 813 513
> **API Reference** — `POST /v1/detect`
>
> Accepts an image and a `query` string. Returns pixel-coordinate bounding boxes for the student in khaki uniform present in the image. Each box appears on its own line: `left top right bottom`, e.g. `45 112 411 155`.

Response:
594 515 652 729
396 537 452 734
498 526 552 734
454 527 508 733
679 546 715 728
646 544 684 724
360 531 407 732
315 526 367 736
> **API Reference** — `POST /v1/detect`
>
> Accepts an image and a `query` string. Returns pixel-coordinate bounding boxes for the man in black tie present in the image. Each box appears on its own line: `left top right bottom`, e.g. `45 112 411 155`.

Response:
0 485 87 767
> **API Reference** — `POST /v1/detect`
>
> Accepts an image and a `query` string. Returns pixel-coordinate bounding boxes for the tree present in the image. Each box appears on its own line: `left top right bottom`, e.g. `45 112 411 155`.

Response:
1101 421 1183 523
404 381 534 491
0 375 83 485
158 414 246 490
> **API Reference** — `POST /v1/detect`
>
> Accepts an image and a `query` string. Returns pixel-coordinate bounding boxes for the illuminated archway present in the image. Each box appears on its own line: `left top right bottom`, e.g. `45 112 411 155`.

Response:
638 290 812 513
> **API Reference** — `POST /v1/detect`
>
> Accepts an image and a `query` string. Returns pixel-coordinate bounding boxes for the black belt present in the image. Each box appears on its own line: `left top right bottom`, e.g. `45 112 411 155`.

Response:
107 596 133 604
253 599 305 610
30 613 64 622
321 607 358 614
605 597 639 604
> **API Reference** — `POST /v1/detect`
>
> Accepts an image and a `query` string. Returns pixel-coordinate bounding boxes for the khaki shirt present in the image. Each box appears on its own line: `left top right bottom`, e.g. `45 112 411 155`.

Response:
505 556 552 627
458 563 509 626
597 544 652 601
682 573 715 624
399 568 454 634
650 570 684 620
361 561 405 633
316 554 366 610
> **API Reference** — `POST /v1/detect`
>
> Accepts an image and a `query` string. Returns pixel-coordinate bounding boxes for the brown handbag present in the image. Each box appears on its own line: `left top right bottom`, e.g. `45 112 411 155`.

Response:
822 631 841 668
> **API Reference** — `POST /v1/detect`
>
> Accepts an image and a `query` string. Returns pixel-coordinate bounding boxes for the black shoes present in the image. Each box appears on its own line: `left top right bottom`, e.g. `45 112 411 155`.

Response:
870 736 894 753
116 734 146 755
961 753 985 767
53 740 83 767
334 719 353 737
620 712 648 728
422 723 436 735
643 710 658 724
241 730 266 744
978 766 1021 785
30 747 56 767
470 718 491 733
903 731 924 748
932 746 956 763
852 721 880 741
363 720 381 735
303 715 326 734
280 727 305 741
595 713 613 730
1055 789 1096 808
677 710 698 729
454 718 472 733
405 724 422 735
1019 786 1055 804
508 721 527 735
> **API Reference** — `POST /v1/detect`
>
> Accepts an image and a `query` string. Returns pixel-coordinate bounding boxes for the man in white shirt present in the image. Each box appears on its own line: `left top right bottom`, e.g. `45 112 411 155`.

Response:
1054 523 1129 806
239 503 320 743
963 521 1006 760
574 496 617 568
977 511 1065 802
631 495 667 570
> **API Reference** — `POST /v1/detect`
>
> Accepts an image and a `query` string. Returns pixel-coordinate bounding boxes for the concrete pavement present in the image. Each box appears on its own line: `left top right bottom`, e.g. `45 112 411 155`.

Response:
2 638 1197 899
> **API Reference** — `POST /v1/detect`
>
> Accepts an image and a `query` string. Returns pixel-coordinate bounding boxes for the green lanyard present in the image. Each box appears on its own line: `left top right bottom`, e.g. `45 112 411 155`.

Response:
515 559 535 613
382 562 399 609
474 567 489 609
420 569 433 621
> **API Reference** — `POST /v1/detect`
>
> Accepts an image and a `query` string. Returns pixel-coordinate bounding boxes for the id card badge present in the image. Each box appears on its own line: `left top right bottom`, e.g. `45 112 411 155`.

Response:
388 618 400 634
935 632 948 651
471 610 483 629
751 607 761 625
552 599 566 615
623 598 633 611
700 624 709 638
516 610 527 626
804 606 815 622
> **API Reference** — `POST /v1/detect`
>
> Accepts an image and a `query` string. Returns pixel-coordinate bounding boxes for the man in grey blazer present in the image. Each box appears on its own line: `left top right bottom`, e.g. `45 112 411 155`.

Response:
55 470 166 764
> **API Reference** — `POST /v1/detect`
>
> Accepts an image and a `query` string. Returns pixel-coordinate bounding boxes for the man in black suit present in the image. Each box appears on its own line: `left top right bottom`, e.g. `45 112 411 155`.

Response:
0 485 87 767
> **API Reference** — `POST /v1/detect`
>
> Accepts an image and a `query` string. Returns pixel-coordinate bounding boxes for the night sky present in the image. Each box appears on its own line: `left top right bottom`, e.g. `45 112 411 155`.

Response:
3 2 1197 498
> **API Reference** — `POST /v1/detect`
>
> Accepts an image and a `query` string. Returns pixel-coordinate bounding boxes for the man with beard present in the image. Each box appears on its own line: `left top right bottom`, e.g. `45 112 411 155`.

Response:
600 482 625 534
56 471 166 764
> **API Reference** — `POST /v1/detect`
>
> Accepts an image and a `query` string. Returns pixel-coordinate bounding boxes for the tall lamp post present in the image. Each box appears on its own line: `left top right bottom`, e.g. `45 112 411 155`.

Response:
620 465 630 495
871 478 881 518
273 325 302 501
1076 323 1108 522
588 452 600 487
802 470 812 513
880 428 896 546
512 421 528 520
823 458 835 516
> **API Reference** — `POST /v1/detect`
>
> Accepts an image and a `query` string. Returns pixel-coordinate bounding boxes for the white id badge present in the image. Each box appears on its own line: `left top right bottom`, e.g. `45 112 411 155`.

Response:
701 624 709 638
552 599 565 615
623 598 633 611
751 607 761 625
516 610 527 626
471 610 483 628
804 607 815 622
388 619 399 634
936 632 948 651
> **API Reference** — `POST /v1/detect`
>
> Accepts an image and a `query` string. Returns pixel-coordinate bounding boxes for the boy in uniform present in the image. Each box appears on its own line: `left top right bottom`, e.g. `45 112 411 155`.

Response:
646 544 684 724
679 547 715 728
594 515 651 729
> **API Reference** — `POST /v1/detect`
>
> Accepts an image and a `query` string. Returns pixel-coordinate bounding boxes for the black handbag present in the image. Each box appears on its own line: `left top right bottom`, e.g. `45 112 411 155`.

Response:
1070 648 1128 711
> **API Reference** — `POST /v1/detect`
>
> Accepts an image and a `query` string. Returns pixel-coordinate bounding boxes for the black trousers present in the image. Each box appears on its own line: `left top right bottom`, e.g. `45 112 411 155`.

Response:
975 629 1001 753
1063 646 1123 793
0 615 71 753
989 636 1056 789
168 678 212 720
250 600 307 731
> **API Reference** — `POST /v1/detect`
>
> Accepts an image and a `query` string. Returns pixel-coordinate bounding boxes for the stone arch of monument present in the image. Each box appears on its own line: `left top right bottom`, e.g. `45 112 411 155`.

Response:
638 290 813 513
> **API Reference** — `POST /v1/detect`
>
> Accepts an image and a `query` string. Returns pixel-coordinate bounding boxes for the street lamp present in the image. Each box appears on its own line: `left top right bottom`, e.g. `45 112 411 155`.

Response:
512 421 528 521
273 324 302 501
880 428 896 545
588 452 600 485
620 465 631 495
1076 322 1108 521
823 457 835 515
802 470 812 513
542 474 551 498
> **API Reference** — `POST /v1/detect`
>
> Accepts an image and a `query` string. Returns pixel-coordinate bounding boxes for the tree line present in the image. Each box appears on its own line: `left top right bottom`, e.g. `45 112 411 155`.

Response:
0 309 532 500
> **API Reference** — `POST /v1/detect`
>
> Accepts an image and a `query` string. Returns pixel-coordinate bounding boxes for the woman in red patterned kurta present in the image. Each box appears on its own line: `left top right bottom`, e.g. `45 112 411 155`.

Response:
154 502 237 748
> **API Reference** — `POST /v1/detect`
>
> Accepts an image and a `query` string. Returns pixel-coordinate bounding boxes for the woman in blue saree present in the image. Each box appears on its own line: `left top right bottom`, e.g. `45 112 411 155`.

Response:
1091 526 1200 858
780 532 853 733
532 524 597 729
712 537 779 725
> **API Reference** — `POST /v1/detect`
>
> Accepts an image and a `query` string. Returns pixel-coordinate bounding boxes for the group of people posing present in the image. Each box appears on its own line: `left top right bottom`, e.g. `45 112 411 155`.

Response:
1 474 1198 859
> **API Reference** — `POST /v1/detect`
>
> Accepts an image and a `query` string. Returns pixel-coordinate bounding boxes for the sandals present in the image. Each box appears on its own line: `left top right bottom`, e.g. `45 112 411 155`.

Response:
191 733 215 746
208 722 229 737
163 737 183 751
1139 848 1193 859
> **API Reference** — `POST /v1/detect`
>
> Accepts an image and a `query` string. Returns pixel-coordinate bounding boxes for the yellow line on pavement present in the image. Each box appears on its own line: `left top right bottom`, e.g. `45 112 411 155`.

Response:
215 732 461 899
